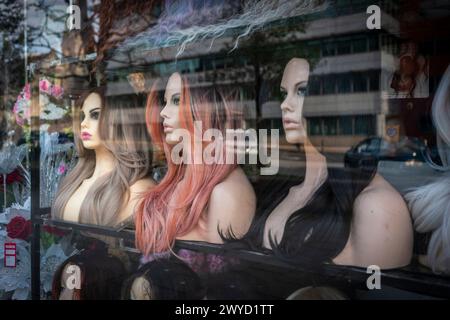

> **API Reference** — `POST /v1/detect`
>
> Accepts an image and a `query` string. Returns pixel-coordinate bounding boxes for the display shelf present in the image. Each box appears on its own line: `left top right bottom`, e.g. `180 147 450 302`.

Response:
174 241 450 299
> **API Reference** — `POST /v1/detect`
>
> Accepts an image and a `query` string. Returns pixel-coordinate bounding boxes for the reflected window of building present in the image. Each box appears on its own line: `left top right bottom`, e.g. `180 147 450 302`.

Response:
352 37 367 53
368 35 379 51
309 76 322 95
353 72 367 92
323 117 338 136
308 118 322 136
337 39 351 55
368 71 380 91
323 75 336 94
322 41 336 57
337 74 351 93
355 115 376 135
338 116 353 135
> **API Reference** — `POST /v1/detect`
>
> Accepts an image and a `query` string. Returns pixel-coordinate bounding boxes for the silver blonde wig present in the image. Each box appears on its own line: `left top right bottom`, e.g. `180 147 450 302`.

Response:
405 65 450 274
51 87 152 227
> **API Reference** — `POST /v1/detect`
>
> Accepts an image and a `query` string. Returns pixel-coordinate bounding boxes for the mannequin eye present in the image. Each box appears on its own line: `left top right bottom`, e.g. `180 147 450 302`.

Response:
90 110 100 120
280 89 287 101
80 113 85 122
297 86 307 97
172 94 180 106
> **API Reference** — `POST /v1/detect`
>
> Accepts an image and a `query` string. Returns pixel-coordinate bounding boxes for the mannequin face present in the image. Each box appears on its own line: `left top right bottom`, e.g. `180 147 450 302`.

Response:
160 73 182 145
280 58 310 144
59 263 77 300
80 92 103 150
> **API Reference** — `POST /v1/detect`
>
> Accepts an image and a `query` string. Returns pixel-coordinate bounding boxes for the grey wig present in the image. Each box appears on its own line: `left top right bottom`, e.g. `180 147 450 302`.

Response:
51 88 152 227
405 65 450 273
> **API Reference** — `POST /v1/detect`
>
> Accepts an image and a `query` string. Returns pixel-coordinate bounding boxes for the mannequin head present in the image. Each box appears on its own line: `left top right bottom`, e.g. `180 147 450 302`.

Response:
59 263 77 300
52 250 126 300
122 258 205 300
280 58 310 144
136 73 243 255
146 72 241 159
52 87 153 226
160 72 182 145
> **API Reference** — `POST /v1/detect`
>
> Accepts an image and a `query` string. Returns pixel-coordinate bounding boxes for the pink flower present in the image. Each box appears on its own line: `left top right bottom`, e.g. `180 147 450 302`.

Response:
13 101 30 127
57 162 67 175
14 107 24 126
12 84 32 127
51 85 64 99
23 84 31 100
39 79 52 94
15 116 24 127
13 101 19 114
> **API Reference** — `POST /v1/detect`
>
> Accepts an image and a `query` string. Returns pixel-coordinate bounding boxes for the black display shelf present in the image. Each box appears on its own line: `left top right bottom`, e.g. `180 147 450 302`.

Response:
174 241 450 299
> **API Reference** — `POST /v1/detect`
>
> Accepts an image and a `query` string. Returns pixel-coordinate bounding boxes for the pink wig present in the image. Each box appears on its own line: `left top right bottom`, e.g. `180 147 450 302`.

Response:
136 76 242 255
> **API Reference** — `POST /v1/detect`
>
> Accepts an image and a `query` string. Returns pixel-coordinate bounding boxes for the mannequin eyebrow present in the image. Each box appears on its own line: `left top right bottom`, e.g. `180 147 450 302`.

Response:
280 81 308 91
81 107 100 114
87 108 100 114
164 92 180 101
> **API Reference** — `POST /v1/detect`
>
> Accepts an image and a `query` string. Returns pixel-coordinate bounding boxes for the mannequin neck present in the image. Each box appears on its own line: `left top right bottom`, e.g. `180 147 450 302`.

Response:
90 146 115 180
299 139 328 190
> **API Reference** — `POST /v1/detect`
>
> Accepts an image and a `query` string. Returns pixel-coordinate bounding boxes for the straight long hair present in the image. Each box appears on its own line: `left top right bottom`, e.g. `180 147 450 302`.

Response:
224 146 377 267
51 88 152 227
135 76 243 256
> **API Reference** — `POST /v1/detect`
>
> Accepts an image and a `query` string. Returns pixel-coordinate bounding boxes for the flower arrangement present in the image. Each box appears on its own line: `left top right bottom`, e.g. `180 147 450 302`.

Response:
39 78 68 121
12 78 68 128
1 77 77 300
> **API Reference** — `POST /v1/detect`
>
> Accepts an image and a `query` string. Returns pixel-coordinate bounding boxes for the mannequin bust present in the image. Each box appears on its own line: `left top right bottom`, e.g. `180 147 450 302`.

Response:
52 249 126 300
59 263 77 300
124 258 204 300
136 72 256 256
130 276 152 300
52 87 155 227
260 58 413 269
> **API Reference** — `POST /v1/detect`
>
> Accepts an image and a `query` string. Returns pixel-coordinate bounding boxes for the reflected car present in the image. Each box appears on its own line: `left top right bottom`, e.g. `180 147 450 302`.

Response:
344 137 429 168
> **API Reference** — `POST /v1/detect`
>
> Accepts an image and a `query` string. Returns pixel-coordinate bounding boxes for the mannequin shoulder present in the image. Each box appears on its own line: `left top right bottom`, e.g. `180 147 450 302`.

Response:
207 167 256 237
353 173 408 217
210 167 256 208
129 177 157 194
349 173 413 268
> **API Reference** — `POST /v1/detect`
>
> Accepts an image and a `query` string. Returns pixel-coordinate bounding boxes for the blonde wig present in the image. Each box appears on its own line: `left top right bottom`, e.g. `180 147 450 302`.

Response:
52 87 153 227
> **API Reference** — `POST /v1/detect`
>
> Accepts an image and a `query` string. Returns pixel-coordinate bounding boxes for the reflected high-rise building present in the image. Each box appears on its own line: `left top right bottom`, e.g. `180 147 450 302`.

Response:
103 0 449 168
